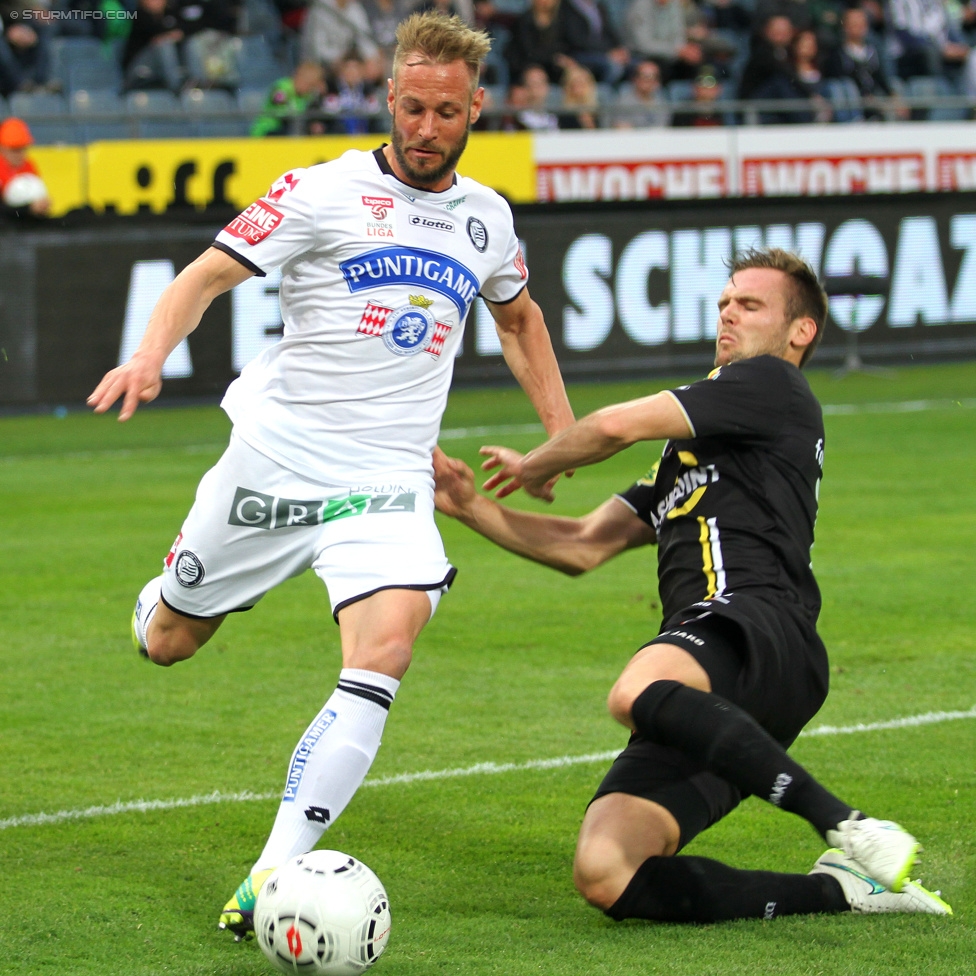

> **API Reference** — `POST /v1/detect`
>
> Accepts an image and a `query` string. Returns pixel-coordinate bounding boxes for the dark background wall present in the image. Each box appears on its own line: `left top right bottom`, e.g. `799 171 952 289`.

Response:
4 193 976 406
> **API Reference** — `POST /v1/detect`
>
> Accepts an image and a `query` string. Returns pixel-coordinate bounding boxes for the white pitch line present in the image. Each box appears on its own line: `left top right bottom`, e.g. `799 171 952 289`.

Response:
3 398 976 465
2 706 973 833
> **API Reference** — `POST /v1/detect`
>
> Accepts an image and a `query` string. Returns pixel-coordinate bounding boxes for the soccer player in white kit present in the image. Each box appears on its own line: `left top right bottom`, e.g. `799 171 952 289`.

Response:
87 12 575 938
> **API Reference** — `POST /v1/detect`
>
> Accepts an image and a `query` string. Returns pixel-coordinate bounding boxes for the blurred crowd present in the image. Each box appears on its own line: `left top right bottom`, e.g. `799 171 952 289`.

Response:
4 0 976 128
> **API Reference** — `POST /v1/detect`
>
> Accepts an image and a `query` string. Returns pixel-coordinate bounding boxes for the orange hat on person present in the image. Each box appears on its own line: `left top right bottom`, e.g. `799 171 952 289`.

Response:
0 118 34 149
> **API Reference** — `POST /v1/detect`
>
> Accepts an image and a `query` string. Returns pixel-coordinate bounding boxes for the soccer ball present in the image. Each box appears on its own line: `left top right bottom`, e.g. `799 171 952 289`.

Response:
2 173 47 208
254 850 391 975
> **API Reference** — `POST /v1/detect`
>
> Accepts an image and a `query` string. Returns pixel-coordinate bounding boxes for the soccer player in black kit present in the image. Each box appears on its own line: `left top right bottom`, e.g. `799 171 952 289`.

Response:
433 248 952 921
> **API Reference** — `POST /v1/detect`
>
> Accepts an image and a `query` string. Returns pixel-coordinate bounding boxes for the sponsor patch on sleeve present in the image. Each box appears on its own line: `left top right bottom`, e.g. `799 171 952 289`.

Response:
224 199 284 245
266 171 301 202
514 244 528 280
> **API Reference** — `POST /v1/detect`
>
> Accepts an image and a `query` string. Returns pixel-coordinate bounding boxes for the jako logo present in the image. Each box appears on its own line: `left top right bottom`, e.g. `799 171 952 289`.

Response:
768 772 793 806
409 214 455 233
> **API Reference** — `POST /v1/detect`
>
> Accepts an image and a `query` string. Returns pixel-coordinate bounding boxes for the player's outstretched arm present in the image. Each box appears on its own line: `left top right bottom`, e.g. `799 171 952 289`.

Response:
482 392 692 501
487 288 575 438
87 247 254 421
433 447 655 575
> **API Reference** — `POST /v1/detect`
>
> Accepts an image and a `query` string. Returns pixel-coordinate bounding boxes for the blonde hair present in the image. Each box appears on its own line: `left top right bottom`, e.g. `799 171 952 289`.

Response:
393 12 492 92
561 65 598 108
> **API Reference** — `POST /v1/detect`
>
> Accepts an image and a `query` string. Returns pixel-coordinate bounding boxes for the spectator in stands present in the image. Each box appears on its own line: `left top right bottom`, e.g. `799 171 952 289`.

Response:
888 0 976 94
413 0 475 26
502 63 561 128
558 61 599 125
251 60 326 136
824 7 894 98
789 28 831 119
558 0 631 84
324 54 380 133
0 1 54 96
122 0 186 92
672 61 726 124
179 0 243 89
613 56 669 125
362 0 412 73
626 0 703 81
698 0 751 35
738 13 794 98
301 0 383 82
0 117 49 215
507 0 569 84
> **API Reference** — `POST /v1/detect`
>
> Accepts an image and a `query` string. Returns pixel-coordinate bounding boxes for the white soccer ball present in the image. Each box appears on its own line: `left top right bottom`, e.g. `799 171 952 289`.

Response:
3 173 47 208
254 850 391 975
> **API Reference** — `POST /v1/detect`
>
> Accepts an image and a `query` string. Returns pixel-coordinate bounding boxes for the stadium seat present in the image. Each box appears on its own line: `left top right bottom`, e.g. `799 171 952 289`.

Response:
70 91 133 141
125 90 190 138
67 56 123 94
239 35 284 90
70 89 124 116
238 88 268 115
0 95 8 120
9 92 69 118
181 88 245 137
125 89 181 116
822 77 864 123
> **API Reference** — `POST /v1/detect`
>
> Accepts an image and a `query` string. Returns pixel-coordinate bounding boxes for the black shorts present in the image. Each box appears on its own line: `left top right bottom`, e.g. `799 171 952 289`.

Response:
591 594 829 851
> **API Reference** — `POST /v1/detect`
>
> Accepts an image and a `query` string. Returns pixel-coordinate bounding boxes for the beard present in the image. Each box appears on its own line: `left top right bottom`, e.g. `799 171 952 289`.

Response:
390 113 470 188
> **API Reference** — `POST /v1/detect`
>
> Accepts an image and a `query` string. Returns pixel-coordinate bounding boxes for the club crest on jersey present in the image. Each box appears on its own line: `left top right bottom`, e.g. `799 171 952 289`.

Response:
362 195 396 238
356 295 452 358
466 216 488 252
340 246 480 317
224 200 284 245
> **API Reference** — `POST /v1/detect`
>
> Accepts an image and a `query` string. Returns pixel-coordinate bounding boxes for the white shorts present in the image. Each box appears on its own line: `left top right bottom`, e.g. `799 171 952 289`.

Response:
159 434 455 621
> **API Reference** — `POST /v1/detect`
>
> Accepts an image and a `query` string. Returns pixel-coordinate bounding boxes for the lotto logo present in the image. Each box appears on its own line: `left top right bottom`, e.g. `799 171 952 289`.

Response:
362 195 394 220
224 200 283 245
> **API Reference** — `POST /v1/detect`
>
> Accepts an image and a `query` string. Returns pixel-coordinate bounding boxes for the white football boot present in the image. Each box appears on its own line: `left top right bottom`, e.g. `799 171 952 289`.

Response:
826 814 920 892
810 849 951 915
131 575 163 658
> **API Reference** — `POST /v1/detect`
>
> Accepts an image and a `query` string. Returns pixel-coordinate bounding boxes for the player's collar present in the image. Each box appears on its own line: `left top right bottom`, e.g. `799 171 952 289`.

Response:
372 146 459 200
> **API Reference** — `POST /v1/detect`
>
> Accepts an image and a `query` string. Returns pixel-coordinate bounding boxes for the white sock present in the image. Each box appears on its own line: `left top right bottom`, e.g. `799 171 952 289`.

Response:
133 575 163 651
251 668 400 872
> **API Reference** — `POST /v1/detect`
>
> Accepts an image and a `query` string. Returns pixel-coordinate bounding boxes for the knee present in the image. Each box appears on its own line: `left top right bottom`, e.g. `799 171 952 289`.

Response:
145 629 200 667
345 638 414 679
573 855 625 912
606 675 641 728
573 832 669 912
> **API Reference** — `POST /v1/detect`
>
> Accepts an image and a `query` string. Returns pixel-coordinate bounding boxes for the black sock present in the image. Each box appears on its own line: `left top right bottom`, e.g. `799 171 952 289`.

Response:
631 681 854 838
605 855 850 923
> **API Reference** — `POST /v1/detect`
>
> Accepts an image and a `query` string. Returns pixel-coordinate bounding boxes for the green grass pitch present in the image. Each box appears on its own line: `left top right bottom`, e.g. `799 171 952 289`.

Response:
1 362 974 976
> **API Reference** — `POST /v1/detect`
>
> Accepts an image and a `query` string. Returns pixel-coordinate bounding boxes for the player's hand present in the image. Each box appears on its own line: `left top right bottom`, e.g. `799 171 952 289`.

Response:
432 447 477 519
479 444 526 499
480 445 558 502
87 354 163 421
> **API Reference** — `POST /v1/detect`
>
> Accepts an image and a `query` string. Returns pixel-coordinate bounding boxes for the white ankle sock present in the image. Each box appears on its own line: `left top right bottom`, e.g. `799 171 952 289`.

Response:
251 668 400 872
133 575 163 650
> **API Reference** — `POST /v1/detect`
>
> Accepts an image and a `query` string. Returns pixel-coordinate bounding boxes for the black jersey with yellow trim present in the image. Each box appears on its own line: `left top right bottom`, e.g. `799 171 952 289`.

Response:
619 355 825 625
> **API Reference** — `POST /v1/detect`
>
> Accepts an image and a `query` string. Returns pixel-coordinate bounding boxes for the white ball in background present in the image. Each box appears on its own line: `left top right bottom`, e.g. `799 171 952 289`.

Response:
3 172 48 208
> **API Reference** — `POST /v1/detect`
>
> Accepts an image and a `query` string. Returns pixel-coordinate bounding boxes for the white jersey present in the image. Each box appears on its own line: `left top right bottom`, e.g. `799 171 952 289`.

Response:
214 148 528 488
